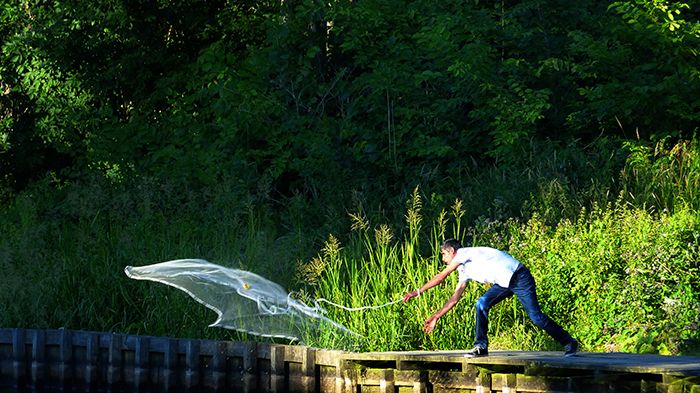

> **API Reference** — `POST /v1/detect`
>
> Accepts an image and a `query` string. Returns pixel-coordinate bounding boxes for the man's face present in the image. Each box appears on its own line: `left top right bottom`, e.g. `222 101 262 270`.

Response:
440 247 456 264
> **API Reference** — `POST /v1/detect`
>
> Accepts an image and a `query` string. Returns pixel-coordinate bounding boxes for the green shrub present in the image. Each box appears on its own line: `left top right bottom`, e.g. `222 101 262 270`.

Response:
306 188 700 353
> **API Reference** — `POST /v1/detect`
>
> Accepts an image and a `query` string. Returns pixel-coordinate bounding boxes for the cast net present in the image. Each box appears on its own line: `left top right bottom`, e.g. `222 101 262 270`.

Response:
124 259 370 344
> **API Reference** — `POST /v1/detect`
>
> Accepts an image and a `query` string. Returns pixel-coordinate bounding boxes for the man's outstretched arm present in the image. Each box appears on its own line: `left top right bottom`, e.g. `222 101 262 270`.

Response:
423 281 467 333
403 261 461 302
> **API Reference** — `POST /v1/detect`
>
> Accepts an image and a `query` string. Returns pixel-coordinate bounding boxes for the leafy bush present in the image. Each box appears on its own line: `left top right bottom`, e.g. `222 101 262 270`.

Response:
305 189 699 354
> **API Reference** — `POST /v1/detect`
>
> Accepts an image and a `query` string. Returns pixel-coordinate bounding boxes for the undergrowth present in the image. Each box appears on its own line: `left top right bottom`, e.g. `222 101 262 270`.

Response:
0 138 698 355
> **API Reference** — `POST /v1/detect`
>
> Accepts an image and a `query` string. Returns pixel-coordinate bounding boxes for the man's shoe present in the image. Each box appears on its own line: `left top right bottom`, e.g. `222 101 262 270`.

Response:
564 339 579 357
464 346 488 358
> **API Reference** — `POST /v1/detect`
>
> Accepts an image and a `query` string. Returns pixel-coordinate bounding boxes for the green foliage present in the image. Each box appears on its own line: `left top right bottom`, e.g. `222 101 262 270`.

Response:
302 187 700 353
2 0 699 197
621 138 700 211
522 203 700 355
569 0 700 137
1 139 699 355
0 174 317 340
1 0 700 356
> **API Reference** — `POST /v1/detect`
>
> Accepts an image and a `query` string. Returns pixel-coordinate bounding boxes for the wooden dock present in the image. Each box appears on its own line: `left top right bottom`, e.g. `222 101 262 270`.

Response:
1 328 699 392
343 350 700 392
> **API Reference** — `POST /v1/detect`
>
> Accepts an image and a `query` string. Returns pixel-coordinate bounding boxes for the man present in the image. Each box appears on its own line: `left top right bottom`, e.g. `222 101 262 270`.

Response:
403 239 579 357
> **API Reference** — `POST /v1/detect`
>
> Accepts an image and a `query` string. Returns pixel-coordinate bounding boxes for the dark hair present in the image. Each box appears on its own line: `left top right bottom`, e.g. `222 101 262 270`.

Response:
441 238 462 251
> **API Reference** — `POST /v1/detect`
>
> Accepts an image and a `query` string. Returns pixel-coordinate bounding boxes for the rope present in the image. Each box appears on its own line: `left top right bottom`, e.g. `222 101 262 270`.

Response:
243 287 403 314
314 298 403 312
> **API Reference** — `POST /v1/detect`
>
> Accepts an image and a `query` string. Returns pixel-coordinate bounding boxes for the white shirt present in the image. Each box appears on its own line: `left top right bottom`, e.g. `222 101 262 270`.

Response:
454 247 522 288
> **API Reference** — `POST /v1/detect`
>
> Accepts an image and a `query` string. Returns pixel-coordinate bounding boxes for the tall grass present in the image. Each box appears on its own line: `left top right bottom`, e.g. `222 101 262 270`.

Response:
303 193 699 354
299 139 700 353
621 138 700 212
0 175 316 341
0 139 698 354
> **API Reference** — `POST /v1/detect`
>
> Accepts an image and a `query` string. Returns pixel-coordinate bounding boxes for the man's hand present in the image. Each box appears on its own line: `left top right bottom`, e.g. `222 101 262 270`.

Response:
402 290 419 303
424 315 439 334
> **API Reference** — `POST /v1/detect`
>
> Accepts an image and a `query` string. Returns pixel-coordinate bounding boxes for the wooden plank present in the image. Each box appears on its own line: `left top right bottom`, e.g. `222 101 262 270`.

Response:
492 373 516 393
210 340 227 392
84 331 99 390
134 335 148 392
242 341 257 393
301 346 317 393
269 345 286 393
30 329 46 389
316 350 346 393
429 369 480 390
162 336 178 392
11 328 25 388
378 369 394 393
256 343 273 393
58 329 72 386
107 333 123 386
184 339 200 390
341 364 360 393
394 370 426 393
348 350 700 377
663 374 690 393
316 348 344 366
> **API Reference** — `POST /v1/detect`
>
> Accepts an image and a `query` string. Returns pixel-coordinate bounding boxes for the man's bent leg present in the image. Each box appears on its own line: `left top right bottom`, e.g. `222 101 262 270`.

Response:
474 285 513 348
511 269 573 345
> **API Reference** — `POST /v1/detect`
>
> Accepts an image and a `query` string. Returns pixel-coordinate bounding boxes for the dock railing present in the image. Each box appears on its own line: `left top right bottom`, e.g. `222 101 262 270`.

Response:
1 328 699 392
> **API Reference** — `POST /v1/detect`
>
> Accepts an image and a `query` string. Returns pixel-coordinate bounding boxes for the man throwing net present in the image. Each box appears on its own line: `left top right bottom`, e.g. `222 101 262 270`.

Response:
403 239 579 357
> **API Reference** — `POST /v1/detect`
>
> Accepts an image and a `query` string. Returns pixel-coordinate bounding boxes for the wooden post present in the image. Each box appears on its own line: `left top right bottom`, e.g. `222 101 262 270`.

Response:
334 358 345 393
301 347 317 393
107 333 123 387
30 329 46 390
12 328 25 389
413 379 427 393
162 338 178 392
395 370 427 393
58 329 72 387
211 340 228 392
341 363 358 393
270 345 286 393
492 373 516 393
476 369 492 393
378 369 394 393
134 336 149 392
663 374 685 393
84 332 99 391
242 341 258 393
185 339 200 390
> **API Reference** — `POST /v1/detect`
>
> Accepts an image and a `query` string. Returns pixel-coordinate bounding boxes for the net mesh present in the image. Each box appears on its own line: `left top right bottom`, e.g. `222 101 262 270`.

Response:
124 259 359 343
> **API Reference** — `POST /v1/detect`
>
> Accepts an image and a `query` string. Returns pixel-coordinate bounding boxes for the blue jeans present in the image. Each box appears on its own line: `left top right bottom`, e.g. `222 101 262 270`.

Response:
474 267 572 348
